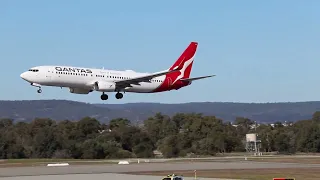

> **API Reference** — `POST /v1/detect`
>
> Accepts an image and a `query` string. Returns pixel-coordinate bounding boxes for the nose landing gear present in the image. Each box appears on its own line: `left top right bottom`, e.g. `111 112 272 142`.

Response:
31 83 42 93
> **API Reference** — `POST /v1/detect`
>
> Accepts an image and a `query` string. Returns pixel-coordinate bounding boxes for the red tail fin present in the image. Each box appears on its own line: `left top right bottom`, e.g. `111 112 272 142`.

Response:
169 42 198 79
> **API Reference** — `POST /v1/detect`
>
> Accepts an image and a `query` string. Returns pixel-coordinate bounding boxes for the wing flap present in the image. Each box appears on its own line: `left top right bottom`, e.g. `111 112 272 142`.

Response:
114 69 179 90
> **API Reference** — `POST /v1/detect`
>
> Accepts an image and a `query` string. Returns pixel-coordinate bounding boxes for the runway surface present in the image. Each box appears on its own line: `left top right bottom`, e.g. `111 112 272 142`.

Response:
0 173 236 180
0 161 319 177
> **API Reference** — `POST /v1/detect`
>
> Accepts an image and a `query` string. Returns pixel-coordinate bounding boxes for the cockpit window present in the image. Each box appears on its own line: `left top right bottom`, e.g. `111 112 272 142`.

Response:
28 69 39 72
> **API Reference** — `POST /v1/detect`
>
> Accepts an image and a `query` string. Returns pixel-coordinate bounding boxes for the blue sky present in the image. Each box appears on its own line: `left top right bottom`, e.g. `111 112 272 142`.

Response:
0 0 319 104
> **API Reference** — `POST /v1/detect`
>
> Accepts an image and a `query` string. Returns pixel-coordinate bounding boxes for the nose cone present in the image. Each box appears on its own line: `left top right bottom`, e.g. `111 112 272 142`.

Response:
20 72 28 81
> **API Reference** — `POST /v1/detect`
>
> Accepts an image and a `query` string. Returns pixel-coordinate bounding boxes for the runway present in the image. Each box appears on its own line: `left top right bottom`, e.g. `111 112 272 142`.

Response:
0 173 236 180
0 161 319 178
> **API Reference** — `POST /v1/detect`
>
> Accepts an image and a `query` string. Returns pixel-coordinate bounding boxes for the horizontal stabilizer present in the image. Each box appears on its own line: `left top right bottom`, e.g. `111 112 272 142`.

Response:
180 75 215 82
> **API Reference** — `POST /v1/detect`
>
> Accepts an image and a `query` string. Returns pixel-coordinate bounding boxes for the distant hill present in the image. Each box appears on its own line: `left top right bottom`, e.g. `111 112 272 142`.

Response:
1 100 320 123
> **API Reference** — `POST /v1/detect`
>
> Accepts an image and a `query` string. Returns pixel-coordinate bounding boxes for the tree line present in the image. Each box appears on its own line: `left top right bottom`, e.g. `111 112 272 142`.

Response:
1 111 320 159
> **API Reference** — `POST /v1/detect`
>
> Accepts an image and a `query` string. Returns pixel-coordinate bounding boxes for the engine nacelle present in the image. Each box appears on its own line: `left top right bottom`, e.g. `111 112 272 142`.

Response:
69 88 91 94
94 81 116 92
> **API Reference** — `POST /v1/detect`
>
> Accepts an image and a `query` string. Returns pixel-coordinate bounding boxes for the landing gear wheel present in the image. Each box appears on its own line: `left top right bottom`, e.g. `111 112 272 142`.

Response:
100 93 108 100
115 92 123 99
37 89 42 93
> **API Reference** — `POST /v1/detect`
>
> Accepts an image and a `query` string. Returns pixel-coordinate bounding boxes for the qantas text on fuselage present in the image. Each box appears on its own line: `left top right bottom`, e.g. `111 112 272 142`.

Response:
20 42 215 100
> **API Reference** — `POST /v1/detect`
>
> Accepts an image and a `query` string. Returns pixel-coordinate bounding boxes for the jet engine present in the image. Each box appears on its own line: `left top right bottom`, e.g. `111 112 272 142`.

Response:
93 81 116 92
69 88 91 94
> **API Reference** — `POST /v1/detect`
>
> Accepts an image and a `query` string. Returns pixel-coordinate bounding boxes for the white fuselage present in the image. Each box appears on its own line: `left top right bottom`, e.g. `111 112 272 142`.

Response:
20 65 166 93
19 42 214 100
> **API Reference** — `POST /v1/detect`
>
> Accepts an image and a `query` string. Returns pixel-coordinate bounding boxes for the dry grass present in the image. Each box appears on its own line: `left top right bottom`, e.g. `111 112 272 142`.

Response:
0 159 115 168
247 157 320 164
168 156 320 165
1 156 320 168
129 168 320 180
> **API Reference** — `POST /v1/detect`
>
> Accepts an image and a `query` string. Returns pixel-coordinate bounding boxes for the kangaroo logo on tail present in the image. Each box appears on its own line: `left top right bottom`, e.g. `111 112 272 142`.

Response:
169 42 198 85
153 42 214 93
172 56 195 84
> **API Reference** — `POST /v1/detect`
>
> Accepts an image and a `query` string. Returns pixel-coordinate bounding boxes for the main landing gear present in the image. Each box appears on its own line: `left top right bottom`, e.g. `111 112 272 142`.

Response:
37 88 42 93
100 92 123 100
101 93 108 100
115 92 123 99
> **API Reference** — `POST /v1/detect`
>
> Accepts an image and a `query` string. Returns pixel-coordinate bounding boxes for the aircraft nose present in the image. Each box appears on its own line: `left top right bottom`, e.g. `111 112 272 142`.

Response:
20 72 28 80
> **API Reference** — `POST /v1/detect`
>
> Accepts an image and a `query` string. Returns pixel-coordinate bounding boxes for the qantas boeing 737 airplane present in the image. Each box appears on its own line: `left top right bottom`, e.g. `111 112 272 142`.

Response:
20 42 215 100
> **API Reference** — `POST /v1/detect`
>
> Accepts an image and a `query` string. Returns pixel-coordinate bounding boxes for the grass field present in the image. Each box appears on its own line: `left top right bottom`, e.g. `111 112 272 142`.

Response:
1 156 320 179
164 156 320 165
247 157 320 164
129 168 320 180
1 155 320 167
0 159 115 167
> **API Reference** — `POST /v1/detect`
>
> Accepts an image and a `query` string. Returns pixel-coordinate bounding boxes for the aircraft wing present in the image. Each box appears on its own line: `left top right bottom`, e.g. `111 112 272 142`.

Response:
180 75 216 82
113 68 180 90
